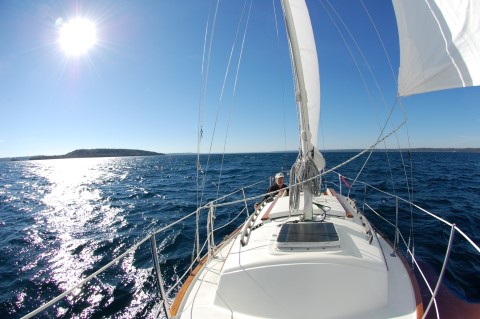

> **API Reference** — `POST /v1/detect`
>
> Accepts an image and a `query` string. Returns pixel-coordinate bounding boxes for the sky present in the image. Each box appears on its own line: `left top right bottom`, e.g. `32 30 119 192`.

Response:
0 0 479 158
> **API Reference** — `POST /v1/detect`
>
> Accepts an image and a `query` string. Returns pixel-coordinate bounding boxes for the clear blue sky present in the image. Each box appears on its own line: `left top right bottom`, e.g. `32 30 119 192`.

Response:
1 0 479 158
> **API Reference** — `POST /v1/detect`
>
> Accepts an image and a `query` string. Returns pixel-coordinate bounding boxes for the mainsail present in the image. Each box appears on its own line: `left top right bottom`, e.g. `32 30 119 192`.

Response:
282 0 321 148
282 0 325 218
393 0 480 96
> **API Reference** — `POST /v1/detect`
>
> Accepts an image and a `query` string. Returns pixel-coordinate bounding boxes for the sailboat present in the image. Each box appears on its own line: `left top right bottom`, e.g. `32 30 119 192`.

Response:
18 0 479 318
165 0 479 318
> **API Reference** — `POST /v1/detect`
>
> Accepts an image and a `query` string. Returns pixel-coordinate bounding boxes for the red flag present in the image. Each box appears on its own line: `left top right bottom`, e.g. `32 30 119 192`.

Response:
341 176 351 188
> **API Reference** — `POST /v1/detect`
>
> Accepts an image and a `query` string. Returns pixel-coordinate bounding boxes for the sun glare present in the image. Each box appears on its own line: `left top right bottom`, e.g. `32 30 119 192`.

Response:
58 18 97 56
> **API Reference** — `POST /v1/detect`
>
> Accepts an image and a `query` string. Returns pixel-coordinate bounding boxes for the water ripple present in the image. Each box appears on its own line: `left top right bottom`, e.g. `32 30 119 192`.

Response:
0 153 479 318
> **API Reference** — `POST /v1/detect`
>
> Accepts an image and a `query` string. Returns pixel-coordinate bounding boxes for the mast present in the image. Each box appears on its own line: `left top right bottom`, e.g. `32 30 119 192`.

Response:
282 0 312 157
281 0 325 220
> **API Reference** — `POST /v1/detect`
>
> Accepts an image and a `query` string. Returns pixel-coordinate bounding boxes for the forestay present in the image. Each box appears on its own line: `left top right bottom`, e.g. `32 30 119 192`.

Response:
394 0 480 97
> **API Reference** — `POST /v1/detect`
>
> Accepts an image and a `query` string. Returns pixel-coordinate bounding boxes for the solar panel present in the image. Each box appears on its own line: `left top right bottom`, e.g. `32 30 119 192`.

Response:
276 222 340 248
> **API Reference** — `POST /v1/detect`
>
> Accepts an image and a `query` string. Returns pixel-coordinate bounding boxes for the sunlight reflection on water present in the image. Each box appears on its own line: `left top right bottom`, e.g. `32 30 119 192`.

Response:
18 158 155 318
32 159 118 287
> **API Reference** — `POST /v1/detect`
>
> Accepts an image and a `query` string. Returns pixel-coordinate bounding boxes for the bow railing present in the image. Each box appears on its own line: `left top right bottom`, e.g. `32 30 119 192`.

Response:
20 172 479 319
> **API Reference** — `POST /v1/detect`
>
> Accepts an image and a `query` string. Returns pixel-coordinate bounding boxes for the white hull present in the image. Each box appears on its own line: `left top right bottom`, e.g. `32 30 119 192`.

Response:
172 191 422 318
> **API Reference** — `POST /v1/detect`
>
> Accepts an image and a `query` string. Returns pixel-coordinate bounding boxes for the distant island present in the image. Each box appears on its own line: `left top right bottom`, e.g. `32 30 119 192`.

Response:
2 148 480 162
10 149 164 161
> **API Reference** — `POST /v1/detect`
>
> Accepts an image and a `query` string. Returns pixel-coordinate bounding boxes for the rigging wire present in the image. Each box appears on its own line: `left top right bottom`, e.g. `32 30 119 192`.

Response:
320 0 397 193
272 0 289 170
197 0 221 210
359 0 398 87
347 98 399 199
194 0 221 266
359 1 415 204
398 99 416 262
193 0 250 261
360 0 416 258
320 0 413 228
321 0 417 261
196 1 211 210
216 0 252 199
318 1 388 180
321 0 390 117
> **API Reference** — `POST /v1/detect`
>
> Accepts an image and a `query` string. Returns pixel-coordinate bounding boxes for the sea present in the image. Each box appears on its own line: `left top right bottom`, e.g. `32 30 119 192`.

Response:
1 152 479 319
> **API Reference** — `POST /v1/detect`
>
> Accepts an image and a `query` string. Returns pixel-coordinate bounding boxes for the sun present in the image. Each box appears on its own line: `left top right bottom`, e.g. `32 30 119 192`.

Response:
58 18 97 56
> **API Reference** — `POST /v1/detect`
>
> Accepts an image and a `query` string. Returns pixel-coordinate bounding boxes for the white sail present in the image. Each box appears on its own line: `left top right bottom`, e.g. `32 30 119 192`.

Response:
393 0 480 97
282 0 321 150
282 0 325 218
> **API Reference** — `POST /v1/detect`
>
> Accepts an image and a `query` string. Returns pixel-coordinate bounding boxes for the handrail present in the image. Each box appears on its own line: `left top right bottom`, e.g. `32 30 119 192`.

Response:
20 172 479 319
240 209 259 247
356 178 477 318
19 207 200 319
423 224 456 319
150 234 171 318
338 174 480 253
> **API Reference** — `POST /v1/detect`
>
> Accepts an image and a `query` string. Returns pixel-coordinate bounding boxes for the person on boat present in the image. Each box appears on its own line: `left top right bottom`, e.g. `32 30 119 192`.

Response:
254 172 289 211
265 172 289 199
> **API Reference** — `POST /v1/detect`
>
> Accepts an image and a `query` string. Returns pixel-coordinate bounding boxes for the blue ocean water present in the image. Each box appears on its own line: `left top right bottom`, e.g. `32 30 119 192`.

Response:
0 152 479 318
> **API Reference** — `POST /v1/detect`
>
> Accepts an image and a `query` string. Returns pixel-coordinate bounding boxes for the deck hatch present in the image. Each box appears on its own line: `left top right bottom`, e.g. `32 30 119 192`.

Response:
276 222 339 248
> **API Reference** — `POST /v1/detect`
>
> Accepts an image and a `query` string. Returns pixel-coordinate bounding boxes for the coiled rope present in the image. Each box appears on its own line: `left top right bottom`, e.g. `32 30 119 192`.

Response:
289 152 321 212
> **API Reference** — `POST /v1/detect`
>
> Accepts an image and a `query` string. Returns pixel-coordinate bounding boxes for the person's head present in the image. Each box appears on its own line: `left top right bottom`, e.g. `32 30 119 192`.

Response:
275 172 284 186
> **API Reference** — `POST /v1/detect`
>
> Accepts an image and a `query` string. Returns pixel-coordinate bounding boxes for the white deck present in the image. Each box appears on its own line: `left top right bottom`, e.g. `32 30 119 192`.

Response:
175 193 420 319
